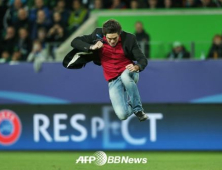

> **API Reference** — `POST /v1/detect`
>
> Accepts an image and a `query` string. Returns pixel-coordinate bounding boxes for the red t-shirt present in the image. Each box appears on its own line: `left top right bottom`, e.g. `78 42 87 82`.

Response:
99 36 133 81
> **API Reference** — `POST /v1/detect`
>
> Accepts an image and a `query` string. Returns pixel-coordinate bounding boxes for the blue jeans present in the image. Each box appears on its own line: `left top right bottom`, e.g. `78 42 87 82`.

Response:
108 69 143 120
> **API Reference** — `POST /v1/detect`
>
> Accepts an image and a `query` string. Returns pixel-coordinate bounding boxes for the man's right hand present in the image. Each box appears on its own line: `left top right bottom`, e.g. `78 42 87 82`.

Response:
90 41 103 50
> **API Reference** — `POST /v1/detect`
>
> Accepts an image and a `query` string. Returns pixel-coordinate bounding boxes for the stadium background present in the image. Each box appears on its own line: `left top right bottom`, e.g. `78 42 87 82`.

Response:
0 0 222 170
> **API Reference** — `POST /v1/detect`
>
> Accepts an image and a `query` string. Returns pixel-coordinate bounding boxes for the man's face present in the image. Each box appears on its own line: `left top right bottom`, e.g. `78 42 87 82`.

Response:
106 33 119 47
37 10 45 21
174 46 182 53
7 27 15 38
19 29 28 39
18 9 27 20
35 0 43 8
135 23 143 33
214 36 222 46
149 0 157 7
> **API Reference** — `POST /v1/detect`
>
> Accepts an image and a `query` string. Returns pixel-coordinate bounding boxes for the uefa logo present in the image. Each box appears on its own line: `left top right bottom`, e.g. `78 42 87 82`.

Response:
0 110 22 145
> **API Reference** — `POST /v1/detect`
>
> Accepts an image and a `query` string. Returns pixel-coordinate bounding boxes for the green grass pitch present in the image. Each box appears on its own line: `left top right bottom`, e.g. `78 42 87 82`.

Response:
1 151 222 170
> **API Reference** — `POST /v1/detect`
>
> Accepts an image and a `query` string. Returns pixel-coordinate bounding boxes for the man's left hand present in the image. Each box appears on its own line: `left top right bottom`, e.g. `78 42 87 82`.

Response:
126 64 140 72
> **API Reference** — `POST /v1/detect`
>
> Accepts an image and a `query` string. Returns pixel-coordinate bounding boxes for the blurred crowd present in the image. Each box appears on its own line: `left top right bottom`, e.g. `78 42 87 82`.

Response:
134 20 222 59
0 0 222 63
165 35 222 60
89 0 222 9
0 0 89 63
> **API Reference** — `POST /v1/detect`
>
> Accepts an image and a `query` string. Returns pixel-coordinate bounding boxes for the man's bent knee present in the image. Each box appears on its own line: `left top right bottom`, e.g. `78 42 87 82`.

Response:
117 114 128 120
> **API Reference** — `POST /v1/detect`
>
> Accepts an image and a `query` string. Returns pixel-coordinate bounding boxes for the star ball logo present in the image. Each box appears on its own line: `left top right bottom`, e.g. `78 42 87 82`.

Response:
76 151 147 166
94 151 107 166
0 110 22 145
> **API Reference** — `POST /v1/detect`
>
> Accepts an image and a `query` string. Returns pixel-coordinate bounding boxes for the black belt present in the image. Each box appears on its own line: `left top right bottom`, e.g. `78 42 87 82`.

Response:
108 76 119 82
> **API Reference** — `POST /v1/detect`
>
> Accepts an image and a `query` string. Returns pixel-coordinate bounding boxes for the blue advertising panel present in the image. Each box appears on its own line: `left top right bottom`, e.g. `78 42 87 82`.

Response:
0 60 222 104
0 104 221 150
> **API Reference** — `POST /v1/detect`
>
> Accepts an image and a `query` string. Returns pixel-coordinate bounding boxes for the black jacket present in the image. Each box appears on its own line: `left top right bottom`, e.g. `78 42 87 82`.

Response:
63 28 148 71
207 44 222 59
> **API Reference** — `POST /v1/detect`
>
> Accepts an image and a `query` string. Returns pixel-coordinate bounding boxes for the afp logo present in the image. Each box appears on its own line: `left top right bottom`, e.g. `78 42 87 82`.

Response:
0 110 22 145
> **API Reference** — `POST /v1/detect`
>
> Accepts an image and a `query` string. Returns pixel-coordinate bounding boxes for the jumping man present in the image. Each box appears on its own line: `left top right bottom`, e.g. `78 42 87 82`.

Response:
68 19 148 121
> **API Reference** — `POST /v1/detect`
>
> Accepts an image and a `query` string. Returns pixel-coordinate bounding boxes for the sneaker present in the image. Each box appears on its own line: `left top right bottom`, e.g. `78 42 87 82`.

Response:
134 111 148 122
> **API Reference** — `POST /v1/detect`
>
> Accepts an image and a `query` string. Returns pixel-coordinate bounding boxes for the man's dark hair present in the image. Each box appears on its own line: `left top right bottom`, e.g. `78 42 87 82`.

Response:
102 19 122 36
